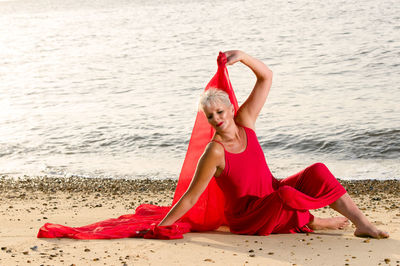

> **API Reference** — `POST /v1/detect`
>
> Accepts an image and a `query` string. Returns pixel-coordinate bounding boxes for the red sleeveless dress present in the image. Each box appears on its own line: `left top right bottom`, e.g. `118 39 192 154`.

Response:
214 126 346 235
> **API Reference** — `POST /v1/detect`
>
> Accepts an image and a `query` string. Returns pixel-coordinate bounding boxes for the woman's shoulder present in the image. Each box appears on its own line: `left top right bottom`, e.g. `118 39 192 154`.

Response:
199 141 225 168
205 140 225 156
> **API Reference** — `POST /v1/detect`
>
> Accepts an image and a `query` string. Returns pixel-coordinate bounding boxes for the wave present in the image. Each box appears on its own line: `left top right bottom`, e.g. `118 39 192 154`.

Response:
260 128 400 159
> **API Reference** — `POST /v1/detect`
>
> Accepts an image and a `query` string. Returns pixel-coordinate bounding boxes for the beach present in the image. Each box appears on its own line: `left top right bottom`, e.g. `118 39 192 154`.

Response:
0 176 399 265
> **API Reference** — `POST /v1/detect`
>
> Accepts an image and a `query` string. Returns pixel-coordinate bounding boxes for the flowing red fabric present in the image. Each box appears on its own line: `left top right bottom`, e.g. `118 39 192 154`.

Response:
37 52 237 239
37 52 347 240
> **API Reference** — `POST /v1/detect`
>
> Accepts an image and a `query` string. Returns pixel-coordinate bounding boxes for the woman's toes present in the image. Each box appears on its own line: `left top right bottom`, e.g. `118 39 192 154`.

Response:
379 230 389 238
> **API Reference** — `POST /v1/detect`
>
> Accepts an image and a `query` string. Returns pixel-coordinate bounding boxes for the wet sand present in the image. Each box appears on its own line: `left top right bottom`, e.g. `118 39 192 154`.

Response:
0 176 399 265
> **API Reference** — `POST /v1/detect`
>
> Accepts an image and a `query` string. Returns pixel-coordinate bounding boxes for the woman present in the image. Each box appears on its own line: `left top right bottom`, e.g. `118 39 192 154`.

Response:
159 50 389 239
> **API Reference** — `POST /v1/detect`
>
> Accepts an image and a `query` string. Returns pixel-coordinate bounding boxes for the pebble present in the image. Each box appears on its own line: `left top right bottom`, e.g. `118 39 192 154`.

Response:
30 246 38 251
84 248 90 252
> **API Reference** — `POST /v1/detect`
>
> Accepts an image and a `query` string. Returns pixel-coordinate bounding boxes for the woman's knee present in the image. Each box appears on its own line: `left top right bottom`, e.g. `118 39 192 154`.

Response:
307 162 329 176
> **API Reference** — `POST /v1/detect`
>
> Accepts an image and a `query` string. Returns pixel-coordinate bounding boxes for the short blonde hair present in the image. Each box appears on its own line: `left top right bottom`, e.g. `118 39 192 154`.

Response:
199 88 232 112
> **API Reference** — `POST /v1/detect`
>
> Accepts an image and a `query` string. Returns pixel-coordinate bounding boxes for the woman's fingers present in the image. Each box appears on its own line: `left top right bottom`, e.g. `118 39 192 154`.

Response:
224 50 243 66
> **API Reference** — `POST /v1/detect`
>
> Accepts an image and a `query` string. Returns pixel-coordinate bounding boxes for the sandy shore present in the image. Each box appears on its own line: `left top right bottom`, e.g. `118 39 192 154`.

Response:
0 176 399 265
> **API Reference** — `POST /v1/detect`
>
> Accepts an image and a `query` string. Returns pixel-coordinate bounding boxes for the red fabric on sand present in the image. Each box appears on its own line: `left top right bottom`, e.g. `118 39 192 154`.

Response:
37 53 346 240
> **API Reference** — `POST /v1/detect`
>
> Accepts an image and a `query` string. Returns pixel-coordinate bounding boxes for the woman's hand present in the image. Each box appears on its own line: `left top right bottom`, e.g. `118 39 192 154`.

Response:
224 50 245 66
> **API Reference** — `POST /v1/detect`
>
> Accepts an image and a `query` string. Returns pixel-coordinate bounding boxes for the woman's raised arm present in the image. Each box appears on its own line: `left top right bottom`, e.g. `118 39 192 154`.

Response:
158 142 224 226
225 50 273 130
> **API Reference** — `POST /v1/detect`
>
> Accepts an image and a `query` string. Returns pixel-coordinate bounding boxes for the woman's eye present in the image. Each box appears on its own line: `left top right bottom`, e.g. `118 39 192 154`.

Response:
217 110 223 114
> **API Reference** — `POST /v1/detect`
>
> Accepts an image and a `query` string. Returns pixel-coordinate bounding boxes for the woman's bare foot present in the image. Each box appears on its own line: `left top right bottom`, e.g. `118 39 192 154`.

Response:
308 217 349 230
354 223 389 239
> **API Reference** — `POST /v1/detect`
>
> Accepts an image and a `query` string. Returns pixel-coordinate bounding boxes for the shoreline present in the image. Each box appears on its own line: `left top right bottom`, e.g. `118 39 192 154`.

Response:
1 176 399 265
1 175 399 196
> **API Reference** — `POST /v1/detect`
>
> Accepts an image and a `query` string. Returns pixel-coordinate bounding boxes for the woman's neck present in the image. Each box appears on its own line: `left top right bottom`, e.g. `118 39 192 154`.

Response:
216 123 241 143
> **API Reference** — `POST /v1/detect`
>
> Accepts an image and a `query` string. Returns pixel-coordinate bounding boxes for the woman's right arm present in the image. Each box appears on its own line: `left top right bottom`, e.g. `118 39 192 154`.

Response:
158 143 224 226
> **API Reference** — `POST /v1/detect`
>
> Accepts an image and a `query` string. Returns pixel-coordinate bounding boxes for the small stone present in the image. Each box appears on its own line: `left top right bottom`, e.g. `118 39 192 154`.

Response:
22 251 29 255
363 239 370 243
268 252 274 255
1 247 6 251
30 246 38 251
84 248 90 252
384 258 390 264
249 254 255 257
248 249 254 253
204 258 215 262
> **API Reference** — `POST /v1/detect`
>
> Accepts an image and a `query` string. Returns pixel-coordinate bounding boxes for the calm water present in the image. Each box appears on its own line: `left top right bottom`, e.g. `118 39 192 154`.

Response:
1 0 399 180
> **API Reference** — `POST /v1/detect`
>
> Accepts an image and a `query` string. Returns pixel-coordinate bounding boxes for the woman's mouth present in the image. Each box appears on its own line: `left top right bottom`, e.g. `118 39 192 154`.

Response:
216 122 224 127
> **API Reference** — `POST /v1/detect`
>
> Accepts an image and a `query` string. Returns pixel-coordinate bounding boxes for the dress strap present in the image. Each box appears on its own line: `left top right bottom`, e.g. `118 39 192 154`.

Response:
210 139 225 149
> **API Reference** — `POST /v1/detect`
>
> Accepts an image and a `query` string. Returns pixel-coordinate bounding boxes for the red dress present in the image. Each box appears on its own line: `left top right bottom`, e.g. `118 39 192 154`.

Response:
213 126 346 235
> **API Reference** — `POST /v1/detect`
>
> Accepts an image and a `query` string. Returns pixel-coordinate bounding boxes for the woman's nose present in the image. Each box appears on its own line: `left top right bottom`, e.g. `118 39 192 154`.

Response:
212 115 221 123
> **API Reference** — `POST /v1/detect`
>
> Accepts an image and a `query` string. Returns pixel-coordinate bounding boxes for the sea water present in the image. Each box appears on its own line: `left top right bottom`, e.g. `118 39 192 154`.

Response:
0 0 399 180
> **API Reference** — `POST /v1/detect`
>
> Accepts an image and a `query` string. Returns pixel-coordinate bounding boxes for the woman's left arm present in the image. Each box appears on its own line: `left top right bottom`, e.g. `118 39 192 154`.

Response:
225 50 273 129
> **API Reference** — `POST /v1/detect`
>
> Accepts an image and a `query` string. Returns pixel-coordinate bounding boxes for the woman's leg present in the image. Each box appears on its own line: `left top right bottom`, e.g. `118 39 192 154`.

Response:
281 163 350 230
329 193 389 238
282 163 388 237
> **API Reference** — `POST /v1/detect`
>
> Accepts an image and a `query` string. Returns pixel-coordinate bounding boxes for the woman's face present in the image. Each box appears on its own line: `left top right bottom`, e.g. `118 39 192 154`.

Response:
202 101 234 131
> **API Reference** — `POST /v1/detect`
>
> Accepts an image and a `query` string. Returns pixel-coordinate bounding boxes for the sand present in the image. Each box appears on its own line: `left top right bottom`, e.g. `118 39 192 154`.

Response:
0 176 399 265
